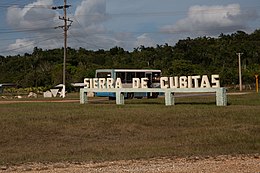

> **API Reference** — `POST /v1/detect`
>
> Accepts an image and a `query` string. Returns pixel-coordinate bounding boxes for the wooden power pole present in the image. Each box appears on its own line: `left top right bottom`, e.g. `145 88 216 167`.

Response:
52 0 73 98
237 53 243 92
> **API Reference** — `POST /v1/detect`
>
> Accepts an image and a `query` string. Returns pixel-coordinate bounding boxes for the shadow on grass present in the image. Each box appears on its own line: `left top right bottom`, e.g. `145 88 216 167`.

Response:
87 100 219 105
85 96 229 106
175 101 216 105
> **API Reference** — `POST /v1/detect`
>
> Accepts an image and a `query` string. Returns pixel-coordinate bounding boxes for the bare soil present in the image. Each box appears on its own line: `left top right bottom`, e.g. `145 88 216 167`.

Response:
1 155 259 173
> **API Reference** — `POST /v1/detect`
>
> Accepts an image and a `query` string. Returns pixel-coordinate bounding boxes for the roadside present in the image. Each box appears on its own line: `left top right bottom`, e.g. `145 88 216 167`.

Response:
0 99 79 104
0 91 253 104
1 155 259 173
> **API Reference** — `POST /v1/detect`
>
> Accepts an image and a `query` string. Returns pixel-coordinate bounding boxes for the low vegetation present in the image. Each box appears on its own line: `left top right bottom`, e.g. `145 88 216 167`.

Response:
0 93 259 165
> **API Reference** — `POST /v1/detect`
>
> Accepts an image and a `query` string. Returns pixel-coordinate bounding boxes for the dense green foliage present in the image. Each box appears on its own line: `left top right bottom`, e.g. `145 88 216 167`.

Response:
0 30 260 88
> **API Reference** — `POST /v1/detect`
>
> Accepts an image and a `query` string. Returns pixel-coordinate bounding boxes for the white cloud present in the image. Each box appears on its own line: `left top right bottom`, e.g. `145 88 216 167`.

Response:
6 0 59 29
69 0 117 50
74 0 107 33
134 34 156 48
5 0 64 54
3 1 260 55
6 0 112 53
4 0 171 53
75 0 106 24
70 0 157 51
161 4 258 35
8 39 35 54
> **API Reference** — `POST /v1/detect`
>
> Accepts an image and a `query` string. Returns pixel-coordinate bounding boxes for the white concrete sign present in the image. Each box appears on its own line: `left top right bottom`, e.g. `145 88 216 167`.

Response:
84 75 220 89
84 78 122 89
160 75 220 89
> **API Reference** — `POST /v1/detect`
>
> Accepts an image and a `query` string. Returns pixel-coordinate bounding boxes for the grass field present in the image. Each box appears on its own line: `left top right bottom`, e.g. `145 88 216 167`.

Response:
0 93 259 165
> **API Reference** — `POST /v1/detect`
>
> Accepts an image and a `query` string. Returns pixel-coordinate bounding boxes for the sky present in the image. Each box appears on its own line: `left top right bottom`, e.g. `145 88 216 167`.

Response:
0 0 259 56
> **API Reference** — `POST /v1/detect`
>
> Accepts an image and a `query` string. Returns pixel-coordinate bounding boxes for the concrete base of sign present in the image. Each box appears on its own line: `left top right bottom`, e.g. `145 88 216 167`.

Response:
80 88 227 106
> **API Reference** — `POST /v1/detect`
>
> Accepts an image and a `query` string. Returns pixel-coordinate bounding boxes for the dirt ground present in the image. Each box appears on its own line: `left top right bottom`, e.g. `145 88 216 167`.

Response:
1 155 259 173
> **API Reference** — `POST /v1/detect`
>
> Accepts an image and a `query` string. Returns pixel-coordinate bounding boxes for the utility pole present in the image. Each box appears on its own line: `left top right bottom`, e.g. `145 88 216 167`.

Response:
52 0 73 98
255 75 259 93
237 53 243 92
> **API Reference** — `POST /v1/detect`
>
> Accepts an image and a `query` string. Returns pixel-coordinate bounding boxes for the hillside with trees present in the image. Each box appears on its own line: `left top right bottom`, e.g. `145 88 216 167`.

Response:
0 30 260 89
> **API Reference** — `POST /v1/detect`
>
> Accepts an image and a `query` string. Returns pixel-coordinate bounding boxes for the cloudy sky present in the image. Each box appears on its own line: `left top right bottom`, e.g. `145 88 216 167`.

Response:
0 0 259 55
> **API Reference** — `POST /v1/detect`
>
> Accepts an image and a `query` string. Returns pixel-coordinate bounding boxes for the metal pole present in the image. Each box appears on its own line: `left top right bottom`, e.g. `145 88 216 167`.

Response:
237 53 243 92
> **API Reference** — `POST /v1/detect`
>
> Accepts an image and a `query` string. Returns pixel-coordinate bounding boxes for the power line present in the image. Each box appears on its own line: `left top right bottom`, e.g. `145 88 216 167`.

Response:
0 2 55 9
0 33 63 54
0 4 53 9
73 5 260 18
0 27 57 34
0 0 21 6
0 0 67 9
68 9 100 47
0 32 61 42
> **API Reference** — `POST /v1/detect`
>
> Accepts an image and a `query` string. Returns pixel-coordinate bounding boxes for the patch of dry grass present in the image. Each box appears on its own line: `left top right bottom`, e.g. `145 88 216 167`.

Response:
0 93 259 165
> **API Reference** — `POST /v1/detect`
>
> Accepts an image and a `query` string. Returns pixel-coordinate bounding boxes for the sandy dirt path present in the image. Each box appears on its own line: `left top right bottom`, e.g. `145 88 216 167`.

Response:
1 155 259 173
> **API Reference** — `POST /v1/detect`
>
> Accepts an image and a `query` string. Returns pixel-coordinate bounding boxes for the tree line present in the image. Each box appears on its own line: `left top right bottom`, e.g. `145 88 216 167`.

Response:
0 30 260 89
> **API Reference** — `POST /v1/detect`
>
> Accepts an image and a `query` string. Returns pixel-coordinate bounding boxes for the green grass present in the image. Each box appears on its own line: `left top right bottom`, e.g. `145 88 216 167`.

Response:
0 93 259 165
